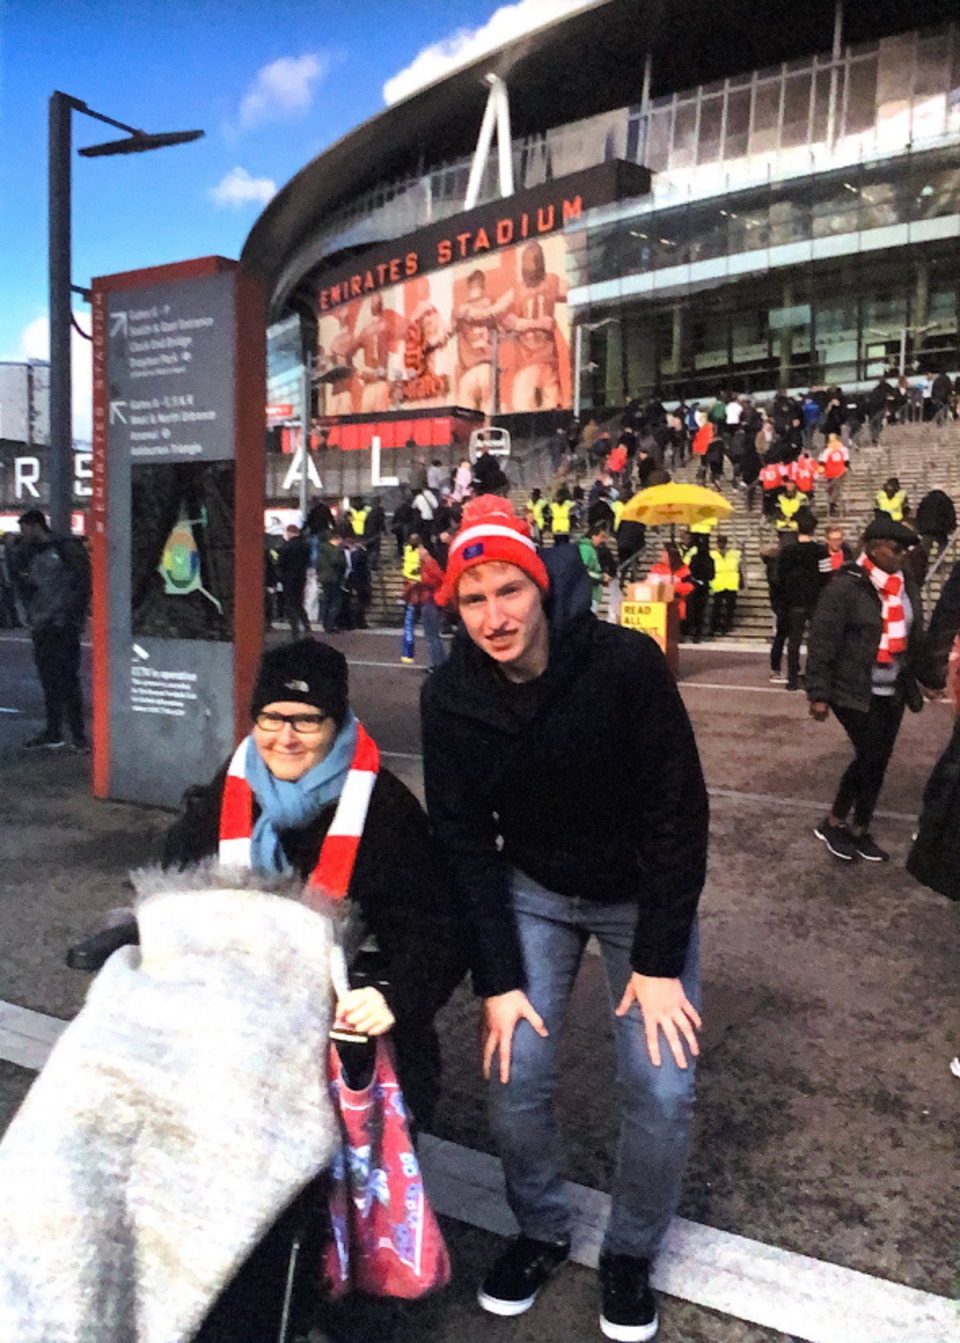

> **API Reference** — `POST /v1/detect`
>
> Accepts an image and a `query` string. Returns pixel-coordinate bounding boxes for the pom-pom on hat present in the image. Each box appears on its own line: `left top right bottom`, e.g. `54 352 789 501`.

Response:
250 639 349 726
435 494 550 607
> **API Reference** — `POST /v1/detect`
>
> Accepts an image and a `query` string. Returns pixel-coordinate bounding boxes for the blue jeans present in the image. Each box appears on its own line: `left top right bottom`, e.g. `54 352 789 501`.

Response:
488 872 700 1260
403 599 447 668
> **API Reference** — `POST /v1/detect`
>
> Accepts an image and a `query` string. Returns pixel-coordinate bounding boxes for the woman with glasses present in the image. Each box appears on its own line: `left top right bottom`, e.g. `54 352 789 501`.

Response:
163 638 465 1129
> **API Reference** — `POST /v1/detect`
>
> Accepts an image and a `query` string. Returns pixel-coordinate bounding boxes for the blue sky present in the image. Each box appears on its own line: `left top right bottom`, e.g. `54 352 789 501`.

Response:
0 0 597 435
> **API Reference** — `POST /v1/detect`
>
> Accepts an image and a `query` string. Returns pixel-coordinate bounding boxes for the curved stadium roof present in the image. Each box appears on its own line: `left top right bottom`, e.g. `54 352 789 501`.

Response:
241 0 955 320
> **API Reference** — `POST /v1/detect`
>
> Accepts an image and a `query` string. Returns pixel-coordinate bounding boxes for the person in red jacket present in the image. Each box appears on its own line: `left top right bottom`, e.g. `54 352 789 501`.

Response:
818 434 849 516
759 458 786 519
649 543 694 624
789 451 818 500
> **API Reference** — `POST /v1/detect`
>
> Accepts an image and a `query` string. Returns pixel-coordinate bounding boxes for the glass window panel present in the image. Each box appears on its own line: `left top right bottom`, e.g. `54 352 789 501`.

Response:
768 195 808 247
915 33 950 97
913 166 960 220
651 213 687 268
844 57 878 137
698 95 723 163
724 87 751 158
877 33 914 106
686 205 726 263
859 180 899 229
727 204 768 252
811 183 860 238
781 73 812 148
811 67 833 142
646 107 672 171
672 100 698 169
749 80 781 154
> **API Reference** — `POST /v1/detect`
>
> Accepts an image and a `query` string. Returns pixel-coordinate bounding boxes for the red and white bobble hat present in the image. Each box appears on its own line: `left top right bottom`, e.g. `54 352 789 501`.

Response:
436 494 550 607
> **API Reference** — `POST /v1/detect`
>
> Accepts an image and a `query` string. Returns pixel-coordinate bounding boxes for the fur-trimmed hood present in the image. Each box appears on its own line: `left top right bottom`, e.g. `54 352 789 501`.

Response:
0 873 340 1343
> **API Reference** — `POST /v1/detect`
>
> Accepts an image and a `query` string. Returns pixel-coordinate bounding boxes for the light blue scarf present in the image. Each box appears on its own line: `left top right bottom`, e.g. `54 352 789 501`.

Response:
245 711 359 875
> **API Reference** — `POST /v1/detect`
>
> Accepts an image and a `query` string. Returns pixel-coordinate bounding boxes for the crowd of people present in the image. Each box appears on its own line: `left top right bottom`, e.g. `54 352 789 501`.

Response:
4 424 960 1339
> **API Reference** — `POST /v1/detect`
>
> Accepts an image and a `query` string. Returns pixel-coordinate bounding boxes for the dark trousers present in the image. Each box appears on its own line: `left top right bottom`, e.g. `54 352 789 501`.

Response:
684 585 709 640
282 589 310 640
786 605 815 687
0 583 20 628
831 696 905 829
770 602 788 671
321 582 343 633
32 624 85 742
709 590 737 635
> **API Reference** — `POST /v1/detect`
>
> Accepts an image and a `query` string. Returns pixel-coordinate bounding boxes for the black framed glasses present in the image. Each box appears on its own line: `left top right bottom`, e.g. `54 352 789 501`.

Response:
255 711 328 735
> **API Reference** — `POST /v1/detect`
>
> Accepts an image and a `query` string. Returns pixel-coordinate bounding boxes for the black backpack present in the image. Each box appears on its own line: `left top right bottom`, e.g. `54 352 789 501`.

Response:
55 537 92 620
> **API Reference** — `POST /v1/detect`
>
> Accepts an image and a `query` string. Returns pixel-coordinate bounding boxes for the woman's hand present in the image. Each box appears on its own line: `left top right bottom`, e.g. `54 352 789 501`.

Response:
335 987 395 1036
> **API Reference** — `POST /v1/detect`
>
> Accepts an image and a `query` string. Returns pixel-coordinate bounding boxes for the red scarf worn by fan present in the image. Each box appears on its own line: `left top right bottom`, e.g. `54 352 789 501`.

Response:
859 555 907 664
218 723 380 898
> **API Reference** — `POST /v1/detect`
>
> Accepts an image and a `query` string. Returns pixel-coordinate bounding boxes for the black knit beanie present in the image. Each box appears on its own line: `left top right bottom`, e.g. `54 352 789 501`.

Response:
250 639 349 727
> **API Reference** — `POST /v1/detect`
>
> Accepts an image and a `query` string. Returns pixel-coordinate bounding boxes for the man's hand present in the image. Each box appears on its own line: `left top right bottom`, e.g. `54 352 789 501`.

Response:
616 974 701 1069
482 989 548 1084
335 987 395 1037
809 700 830 722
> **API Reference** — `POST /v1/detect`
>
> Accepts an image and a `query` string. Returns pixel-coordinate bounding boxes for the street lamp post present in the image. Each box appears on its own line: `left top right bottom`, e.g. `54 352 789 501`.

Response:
48 91 203 534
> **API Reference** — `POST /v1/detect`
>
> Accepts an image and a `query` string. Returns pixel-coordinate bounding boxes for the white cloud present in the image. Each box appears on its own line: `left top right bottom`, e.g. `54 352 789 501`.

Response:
209 167 277 210
383 0 600 105
4 314 92 444
238 53 329 128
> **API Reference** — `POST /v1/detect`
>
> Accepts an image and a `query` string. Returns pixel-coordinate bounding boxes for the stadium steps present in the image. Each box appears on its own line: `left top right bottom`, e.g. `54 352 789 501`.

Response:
360 422 960 637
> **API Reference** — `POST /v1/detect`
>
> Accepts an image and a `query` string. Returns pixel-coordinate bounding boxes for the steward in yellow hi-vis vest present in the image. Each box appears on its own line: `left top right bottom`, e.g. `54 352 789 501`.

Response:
875 478 908 523
350 503 370 537
708 535 741 636
526 489 548 540
776 484 804 530
550 494 573 543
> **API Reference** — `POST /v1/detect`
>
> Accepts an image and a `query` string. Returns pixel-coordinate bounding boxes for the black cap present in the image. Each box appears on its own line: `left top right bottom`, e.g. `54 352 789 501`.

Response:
863 516 917 545
251 639 348 726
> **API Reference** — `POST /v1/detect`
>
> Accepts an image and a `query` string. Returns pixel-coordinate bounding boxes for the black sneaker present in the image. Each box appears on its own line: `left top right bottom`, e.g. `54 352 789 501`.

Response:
70 741 91 755
814 819 858 862
854 832 889 863
477 1235 570 1316
599 1253 659 1342
22 732 65 751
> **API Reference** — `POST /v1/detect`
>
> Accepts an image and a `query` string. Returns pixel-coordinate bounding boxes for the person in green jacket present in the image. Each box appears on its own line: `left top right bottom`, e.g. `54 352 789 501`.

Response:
577 521 609 611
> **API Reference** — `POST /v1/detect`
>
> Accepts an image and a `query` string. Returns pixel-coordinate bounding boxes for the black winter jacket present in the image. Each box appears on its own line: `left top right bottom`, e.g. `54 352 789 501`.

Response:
420 613 708 998
163 763 467 1123
805 563 924 713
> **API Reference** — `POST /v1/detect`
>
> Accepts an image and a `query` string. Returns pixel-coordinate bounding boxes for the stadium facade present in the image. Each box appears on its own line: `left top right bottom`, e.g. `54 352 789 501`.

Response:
243 0 959 486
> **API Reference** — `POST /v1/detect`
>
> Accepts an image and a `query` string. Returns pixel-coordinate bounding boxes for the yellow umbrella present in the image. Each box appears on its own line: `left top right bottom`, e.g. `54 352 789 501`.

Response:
619 482 734 528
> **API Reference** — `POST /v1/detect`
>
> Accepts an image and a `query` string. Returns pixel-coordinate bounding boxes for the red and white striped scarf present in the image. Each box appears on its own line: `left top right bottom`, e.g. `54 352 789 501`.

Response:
218 723 380 898
859 555 907 664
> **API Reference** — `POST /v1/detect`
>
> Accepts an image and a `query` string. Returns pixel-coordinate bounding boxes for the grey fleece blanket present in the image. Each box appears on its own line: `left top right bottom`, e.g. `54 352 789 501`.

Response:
0 875 339 1343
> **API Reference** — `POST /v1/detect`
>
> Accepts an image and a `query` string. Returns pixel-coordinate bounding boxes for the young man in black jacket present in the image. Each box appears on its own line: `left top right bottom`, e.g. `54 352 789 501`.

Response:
775 507 824 690
421 496 708 1342
806 517 926 863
